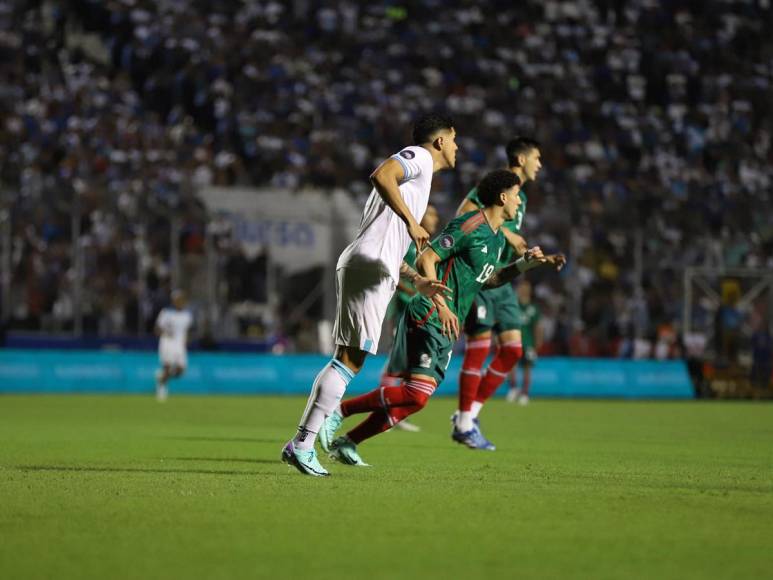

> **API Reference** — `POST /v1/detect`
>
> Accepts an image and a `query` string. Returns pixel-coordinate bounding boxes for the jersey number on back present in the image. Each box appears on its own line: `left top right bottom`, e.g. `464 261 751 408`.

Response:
475 263 495 283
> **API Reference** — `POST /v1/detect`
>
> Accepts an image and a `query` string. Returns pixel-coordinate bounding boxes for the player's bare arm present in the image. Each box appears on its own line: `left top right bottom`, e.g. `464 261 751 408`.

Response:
504 228 564 272
455 197 479 217
416 247 459 338
484 247 545 288
370 159 429 249
401 258 452 299
502 228 528 255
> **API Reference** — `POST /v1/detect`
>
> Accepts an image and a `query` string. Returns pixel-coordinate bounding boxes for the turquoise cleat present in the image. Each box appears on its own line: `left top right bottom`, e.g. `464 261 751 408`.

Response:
281 441 330 477
329 436 370 467
318 411 343 453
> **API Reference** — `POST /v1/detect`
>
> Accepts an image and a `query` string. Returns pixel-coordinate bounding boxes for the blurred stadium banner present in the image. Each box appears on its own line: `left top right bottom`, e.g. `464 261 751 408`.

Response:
199 186 358 274
0 351 693 399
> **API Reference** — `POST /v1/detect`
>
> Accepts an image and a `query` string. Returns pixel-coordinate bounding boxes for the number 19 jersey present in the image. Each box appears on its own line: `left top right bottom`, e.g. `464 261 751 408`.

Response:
407 210 507 327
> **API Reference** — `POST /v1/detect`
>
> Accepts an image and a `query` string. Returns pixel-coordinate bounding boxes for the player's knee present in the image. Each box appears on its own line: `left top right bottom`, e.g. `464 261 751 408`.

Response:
335 346 366 373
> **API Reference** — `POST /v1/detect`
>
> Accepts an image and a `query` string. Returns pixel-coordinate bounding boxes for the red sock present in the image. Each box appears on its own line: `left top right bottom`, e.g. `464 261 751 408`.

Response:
346 379 434 444
341 385 415 417
347 411 392 444
458 337 491 412
475 342 522 404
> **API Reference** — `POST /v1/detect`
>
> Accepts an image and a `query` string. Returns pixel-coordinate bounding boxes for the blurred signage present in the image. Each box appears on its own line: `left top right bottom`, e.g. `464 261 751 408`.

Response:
0 351 694 399
199 187 333 273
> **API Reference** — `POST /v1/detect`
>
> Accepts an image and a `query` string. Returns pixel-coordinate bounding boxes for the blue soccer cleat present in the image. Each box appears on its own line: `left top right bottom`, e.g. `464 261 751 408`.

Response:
472 418 496 451
281 441 330 477
450 412 496 451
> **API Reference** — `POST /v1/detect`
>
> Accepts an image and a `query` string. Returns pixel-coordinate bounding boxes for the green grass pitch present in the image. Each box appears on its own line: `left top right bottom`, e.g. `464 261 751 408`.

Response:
1 395 772 580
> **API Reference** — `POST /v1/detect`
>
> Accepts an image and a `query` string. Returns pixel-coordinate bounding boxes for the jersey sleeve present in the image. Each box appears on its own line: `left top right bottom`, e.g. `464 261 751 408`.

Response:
429 217 470 262
390 147 427 181
156 309 168 328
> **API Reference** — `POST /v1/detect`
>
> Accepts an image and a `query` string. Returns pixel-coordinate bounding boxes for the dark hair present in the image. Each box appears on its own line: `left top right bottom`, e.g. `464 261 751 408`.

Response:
412 113 455 144
476 170 521 206
505 137 540 167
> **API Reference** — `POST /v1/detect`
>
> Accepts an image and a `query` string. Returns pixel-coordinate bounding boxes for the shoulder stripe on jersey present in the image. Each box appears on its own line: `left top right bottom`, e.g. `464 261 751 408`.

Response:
391 154 413 180
461 211 486 233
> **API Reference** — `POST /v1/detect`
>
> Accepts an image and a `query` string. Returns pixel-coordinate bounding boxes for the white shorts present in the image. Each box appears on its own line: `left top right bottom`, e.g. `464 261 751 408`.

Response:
332 267 397 354
159 340 187 369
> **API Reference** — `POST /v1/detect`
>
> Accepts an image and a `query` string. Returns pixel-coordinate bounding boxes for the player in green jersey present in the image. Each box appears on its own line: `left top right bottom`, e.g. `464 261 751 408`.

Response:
382 204 440 432
318 170 545 466
506 279 542 405
452 138 565 450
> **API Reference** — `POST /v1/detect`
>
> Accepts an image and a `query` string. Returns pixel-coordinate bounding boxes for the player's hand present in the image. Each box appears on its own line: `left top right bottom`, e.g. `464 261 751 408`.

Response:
436 304 459 340
407 221 430 251
524 246 547 263
415 276 452 299
546 253 567 271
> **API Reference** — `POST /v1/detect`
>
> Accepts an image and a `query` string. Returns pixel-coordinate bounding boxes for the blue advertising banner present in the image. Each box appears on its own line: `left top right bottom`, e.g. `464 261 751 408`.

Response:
0 350 694 399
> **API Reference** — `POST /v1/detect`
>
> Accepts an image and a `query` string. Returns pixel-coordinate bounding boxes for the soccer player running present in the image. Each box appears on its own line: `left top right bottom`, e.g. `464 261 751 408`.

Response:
452 138 565 450
319 170 544 467
382 204 440 432
282 114 458 477
154 290 193 402
506 279 542 405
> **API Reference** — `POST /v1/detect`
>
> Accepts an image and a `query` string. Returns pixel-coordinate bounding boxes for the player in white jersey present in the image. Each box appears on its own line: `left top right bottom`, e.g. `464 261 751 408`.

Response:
283 114 459 476
154 290 193 402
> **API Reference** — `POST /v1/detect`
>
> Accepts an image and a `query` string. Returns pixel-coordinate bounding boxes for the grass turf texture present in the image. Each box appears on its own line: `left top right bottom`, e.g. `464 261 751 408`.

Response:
1 396 772 580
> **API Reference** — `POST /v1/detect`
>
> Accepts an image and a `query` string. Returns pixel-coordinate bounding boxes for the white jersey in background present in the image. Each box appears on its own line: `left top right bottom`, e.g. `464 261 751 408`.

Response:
156 308 193 367
337 145 434 282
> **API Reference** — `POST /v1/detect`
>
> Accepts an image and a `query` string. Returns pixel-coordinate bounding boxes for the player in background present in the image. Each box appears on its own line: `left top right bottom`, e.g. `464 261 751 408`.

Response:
452 138 565 450
506 279 542 405
382 204 440 432
319 170 545 467
154 289 193 402
282 114 458 477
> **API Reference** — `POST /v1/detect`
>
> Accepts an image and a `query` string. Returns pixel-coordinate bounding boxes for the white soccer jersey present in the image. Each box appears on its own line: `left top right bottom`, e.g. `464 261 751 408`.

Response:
337 145 434 282
156 308 193 350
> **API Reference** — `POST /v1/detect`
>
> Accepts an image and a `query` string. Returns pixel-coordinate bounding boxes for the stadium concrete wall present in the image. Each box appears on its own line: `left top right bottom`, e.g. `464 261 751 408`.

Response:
0 350 694 399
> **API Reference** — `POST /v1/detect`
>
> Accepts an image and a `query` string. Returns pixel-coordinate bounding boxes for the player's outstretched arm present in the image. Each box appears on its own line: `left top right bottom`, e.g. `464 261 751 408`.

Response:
455 197 479 217
484 247 545 288
370 158 429 249
502 228 528 255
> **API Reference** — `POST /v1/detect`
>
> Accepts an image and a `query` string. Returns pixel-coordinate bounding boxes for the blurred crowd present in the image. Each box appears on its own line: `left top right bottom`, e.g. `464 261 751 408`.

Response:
1 0 772 359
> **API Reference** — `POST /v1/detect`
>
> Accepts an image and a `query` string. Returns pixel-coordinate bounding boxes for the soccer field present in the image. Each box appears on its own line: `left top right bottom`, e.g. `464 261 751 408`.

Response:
1 395 771 580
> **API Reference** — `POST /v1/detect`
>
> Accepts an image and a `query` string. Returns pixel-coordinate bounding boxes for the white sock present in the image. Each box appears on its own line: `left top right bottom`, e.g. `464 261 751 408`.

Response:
458 411 474 432
293 359 355 450
470 401 484 419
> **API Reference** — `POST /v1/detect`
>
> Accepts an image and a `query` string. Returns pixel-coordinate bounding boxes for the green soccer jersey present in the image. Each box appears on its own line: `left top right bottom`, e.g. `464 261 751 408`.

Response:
407 210 506 327
518 301 541 348
387 243 419 323
466 185 527 264
397 242 418 302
